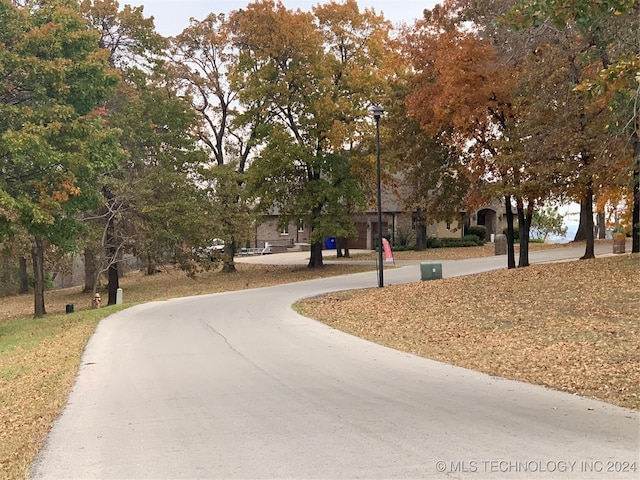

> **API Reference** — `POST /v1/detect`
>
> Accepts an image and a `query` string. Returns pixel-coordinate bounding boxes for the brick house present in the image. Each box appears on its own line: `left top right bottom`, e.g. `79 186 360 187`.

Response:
251 193 506 252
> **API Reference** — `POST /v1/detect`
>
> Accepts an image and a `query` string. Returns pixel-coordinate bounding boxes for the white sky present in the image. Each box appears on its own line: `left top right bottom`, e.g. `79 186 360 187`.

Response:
125 0 439 36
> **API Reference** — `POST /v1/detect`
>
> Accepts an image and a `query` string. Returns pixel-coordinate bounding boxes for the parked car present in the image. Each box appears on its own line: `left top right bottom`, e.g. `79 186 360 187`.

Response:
193 239 225 261
208 239 225 254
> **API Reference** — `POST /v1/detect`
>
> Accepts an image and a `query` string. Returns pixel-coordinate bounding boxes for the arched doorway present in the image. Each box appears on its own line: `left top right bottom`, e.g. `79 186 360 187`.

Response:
476 209 497 238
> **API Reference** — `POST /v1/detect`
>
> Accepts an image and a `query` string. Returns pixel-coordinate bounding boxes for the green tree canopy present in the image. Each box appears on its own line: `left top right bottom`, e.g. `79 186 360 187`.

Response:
232 0 392 267
0 0 120 316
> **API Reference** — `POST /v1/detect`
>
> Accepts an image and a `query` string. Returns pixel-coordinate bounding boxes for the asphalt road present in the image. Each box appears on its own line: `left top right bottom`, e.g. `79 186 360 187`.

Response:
31 243 639 479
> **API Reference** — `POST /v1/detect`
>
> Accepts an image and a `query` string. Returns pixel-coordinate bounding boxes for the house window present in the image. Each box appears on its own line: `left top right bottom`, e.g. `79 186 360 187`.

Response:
298 220 304 233
280 225 289 235
446 221 451 230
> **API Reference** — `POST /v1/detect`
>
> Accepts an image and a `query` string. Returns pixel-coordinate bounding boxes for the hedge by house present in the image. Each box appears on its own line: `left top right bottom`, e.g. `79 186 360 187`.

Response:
427 235 485 248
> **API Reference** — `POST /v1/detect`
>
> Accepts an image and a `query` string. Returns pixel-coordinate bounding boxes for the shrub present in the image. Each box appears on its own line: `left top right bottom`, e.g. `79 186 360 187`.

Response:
466 225 487 241
442 239 462 247
458 235 484 247
391 245 415 252
394 228 415 248
427 236 485 248
443 238 468 247
426 237 442 248
464 234 484 245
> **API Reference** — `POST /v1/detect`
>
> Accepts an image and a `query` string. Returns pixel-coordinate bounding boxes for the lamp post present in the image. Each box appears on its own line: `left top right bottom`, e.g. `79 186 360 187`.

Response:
371 104 384 288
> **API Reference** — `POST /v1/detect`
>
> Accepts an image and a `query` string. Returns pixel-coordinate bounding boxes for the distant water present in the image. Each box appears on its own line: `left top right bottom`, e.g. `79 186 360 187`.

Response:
547 223 579 244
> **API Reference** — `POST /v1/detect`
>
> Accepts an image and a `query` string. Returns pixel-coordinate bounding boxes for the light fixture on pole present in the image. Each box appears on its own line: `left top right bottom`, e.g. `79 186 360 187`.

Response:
371 104 384 288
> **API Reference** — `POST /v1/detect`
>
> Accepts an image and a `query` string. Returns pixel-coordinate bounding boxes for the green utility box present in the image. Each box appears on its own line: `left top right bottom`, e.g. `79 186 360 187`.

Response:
420 262 442 281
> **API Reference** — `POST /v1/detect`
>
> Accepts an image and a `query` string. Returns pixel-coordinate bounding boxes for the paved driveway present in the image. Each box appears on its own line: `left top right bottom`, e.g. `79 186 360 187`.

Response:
31 244 639 479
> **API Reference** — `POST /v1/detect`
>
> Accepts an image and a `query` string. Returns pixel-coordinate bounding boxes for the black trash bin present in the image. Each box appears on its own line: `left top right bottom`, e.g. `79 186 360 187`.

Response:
65 303 74 314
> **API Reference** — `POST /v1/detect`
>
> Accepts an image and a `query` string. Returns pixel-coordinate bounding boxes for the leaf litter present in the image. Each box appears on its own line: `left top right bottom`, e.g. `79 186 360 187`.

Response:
296 254 639 410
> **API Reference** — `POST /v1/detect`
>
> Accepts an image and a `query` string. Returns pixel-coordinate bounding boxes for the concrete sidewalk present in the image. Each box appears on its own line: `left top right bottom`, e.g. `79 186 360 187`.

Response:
235 248 372 265
235 241 631 267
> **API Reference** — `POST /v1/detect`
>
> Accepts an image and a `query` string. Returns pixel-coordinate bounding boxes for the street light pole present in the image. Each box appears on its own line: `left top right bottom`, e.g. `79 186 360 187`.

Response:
371 105 384 288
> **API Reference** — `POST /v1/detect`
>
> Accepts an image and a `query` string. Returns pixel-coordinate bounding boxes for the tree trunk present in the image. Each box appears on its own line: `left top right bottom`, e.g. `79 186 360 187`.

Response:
580 183 596 260
342 237 350 258
107 261 119 305
1 252 10 291
31 236 46 318
596 211 606 239
83 248 97 294
414 209 427 251
573 198 588 242
146 252 156 275
222 242 237 273
517 198 533 268
307 241 324 268
335 237 350 258
504 195 516 269
19 256 29 294
106 219 119 305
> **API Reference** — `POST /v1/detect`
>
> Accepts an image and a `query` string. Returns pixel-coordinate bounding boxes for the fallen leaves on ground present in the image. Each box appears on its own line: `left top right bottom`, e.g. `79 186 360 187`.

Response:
2 247 637 480
0 263 374 324
0 316 101 480
296 254 639 410
0 262 373 480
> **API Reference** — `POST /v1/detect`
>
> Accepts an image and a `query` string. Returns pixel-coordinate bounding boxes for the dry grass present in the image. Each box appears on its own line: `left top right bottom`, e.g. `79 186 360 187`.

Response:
0 263 374 323
0 308 119 480
2 247 638 480
296 254 640 411
0 262 372 480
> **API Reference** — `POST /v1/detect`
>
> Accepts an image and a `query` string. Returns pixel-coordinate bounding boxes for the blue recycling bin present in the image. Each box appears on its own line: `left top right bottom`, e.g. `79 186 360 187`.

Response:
325 237 336 250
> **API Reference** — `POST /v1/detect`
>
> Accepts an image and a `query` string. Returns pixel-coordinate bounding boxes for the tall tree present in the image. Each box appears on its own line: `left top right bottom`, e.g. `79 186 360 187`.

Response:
0 0 120 316
504 0 638 259
167 13 267 272
80 0 180 301
601 56 640 253
105 76 209 283
383 71 468 250
80 0 165 69
402 0 524 267
583 14 640 252
232 0 390 268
